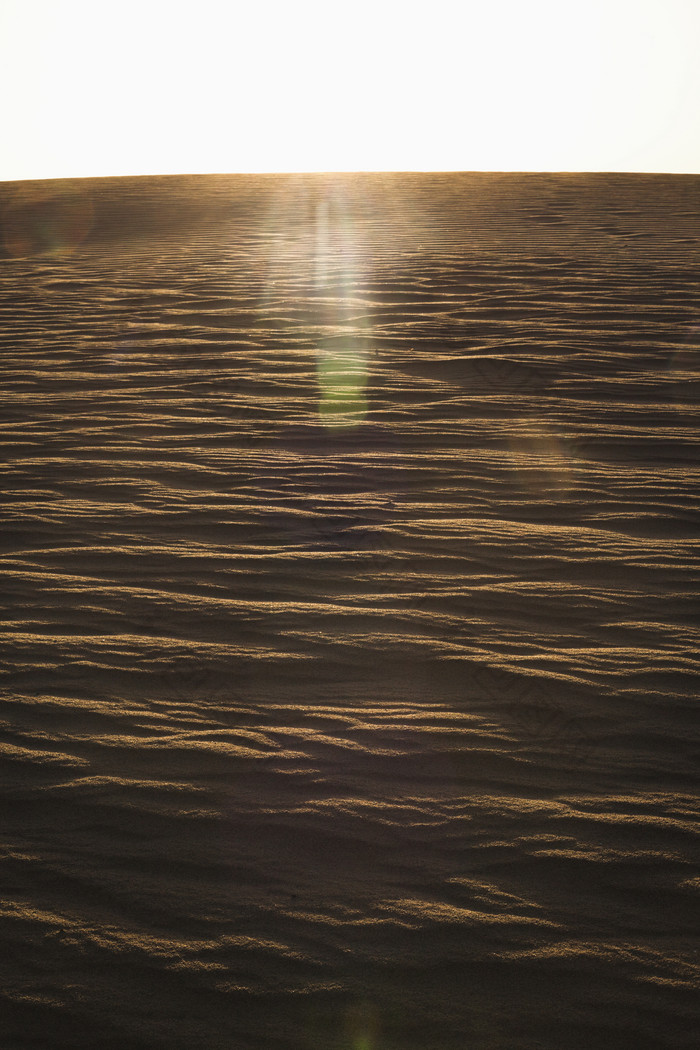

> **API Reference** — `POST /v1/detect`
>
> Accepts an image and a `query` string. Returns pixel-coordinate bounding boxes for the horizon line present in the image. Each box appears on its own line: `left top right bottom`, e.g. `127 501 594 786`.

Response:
2 168 699 187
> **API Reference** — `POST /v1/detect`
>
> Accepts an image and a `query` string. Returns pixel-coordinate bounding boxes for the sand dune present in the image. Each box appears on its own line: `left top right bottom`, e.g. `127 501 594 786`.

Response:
1 173 699 1048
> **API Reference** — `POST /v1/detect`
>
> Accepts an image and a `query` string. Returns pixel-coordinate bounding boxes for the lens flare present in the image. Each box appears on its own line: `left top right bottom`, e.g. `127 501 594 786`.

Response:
257 178 376 431
345 999 380 1050
316 344 370 429
508 421 573 495
2 182 93 257
312 189 373 429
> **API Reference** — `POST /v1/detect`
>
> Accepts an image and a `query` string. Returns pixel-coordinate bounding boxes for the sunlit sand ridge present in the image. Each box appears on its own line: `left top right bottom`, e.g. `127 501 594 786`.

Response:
0 172 699 1049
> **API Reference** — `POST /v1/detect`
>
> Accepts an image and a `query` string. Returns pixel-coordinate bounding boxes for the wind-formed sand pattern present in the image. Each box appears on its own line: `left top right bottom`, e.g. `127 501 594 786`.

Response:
1 173 699 1049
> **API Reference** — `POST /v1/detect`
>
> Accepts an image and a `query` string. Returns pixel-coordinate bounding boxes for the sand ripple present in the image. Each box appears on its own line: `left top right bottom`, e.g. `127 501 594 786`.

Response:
1 173 699 1049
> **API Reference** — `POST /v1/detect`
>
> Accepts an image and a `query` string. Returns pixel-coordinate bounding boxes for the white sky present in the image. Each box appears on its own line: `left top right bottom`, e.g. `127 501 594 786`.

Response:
1 0 698 180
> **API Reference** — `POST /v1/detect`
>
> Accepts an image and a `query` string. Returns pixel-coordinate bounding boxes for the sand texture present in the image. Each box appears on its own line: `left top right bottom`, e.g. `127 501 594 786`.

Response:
1 173 699 1048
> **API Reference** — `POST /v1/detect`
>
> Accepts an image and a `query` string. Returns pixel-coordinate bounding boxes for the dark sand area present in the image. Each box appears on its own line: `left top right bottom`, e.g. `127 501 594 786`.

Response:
0 172 699 1048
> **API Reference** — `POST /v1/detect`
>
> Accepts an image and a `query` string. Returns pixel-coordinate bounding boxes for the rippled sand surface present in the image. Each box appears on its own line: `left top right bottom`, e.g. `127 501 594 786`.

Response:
1 173 699 1048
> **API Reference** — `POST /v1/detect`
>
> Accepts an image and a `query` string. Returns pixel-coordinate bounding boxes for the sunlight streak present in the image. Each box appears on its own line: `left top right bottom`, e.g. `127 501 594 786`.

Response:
312 189 373 429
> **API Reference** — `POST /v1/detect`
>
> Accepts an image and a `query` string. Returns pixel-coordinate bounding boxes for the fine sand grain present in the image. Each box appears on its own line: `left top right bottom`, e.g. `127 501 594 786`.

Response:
1 173 699 1049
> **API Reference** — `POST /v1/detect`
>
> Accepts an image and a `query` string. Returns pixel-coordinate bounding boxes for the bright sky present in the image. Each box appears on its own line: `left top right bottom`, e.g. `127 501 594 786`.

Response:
1 0 698 181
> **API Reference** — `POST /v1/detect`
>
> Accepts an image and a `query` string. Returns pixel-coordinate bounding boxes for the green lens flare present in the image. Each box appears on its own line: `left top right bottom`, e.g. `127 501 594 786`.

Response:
316 347 370 429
